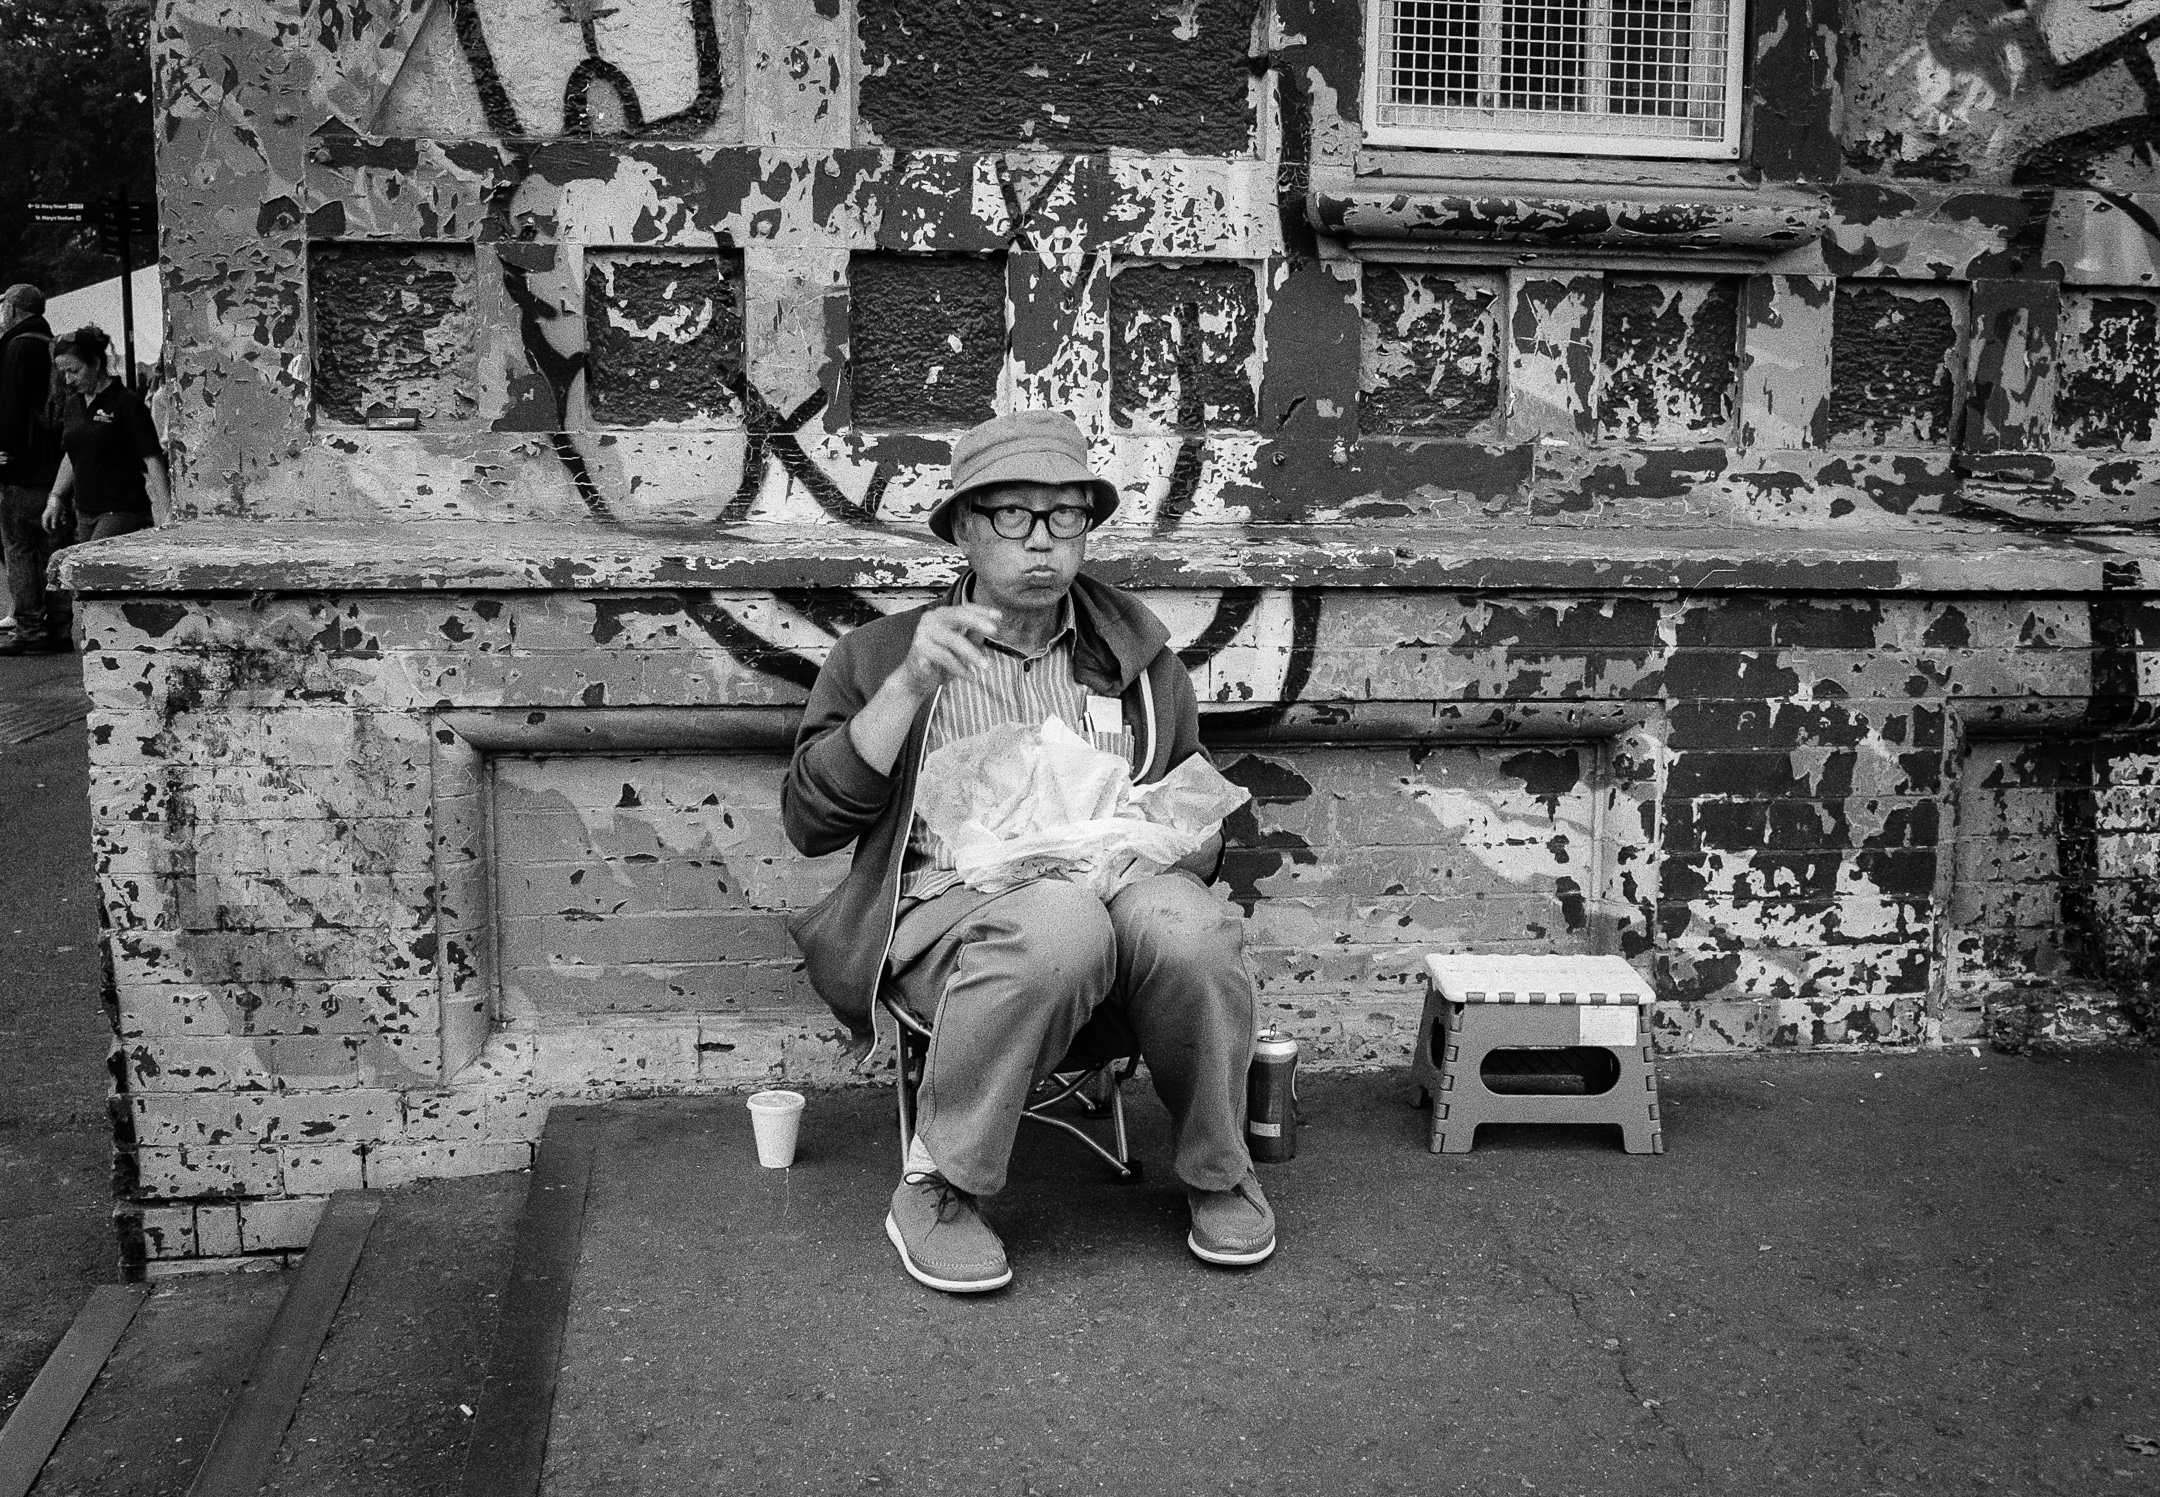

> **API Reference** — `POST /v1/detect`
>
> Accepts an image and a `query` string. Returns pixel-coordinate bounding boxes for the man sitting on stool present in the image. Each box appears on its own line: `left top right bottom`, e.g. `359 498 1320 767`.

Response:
782 409 1274 1293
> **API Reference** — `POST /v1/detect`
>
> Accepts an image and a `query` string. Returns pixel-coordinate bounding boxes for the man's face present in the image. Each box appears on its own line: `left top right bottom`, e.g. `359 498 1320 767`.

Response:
0 295 21 332
955 480 1092 616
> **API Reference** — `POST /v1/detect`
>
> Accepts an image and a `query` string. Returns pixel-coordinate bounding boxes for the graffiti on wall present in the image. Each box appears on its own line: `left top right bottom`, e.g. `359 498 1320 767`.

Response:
1862 0 2160 187
166 0 2073 541
94 572 2160 1083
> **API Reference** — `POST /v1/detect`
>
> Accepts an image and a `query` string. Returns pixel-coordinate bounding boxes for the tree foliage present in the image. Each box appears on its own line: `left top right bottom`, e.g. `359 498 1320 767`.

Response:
0 0 157 297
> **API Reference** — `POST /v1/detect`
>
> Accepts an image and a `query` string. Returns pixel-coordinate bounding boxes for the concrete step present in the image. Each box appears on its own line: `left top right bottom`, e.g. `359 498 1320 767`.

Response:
25 1175 520 1497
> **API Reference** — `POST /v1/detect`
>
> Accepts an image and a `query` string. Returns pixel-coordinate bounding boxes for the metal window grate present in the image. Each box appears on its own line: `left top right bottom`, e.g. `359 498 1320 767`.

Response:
1374 0 1736 152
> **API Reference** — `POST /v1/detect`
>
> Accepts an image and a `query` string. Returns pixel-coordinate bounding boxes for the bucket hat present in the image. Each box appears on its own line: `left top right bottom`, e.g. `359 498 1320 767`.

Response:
927 410 1119 545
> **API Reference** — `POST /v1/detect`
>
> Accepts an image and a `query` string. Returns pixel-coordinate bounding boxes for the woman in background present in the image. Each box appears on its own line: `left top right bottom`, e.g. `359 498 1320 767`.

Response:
43 324 166 542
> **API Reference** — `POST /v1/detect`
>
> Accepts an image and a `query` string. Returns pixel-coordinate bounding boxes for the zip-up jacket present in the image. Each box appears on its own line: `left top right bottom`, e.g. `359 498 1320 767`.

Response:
0 314 59 491
782 570 1208 1041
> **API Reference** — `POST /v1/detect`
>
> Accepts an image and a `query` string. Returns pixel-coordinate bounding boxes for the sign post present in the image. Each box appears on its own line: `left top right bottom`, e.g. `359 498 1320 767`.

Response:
24 195 155 389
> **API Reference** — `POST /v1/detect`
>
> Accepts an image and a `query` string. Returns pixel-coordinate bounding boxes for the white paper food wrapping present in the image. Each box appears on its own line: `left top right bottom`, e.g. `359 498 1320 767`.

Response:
914 716 1251 898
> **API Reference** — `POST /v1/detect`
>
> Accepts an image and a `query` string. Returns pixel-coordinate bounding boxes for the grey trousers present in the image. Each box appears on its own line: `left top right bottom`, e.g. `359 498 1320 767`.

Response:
887 871 1257 1198
0 485 63 640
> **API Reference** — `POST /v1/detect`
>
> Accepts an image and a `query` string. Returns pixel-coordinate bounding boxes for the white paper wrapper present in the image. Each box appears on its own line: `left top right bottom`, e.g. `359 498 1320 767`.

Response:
915 717 1250 898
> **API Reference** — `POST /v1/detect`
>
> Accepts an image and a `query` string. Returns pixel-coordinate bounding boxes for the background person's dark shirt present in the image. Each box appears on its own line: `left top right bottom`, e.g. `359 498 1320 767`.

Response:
0 315 59 491
62 381 161 517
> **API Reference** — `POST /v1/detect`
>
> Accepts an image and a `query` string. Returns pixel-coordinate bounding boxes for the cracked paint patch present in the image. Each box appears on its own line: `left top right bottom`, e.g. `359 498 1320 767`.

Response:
584 250 746 427
1110 261 1260 431
1358 267 1502 440
2053 291 2160 452
1596 278 1740 445
855 0 1255 153
310 245 479 427
1826 284 1964 447
847 253 1006 428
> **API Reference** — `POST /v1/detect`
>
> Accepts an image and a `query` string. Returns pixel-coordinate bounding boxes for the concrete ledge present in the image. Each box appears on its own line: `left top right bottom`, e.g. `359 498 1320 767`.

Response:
1309 174 1830 252
56 520 2160 596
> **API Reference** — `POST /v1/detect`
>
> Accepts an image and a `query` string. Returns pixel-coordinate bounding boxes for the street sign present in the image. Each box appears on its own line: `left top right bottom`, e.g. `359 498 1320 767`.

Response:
94 199 154 259
21 194 156 387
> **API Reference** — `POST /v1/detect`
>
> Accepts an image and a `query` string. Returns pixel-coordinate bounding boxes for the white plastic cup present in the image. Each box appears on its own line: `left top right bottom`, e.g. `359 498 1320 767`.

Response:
746 1090 806 1168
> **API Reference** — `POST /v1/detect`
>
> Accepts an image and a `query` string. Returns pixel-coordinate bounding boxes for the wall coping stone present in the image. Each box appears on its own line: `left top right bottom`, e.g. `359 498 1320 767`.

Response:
57 521 2160 597
1308 175 1831 253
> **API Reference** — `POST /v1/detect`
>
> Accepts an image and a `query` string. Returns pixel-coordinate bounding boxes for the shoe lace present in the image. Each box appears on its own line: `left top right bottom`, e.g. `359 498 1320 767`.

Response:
903 1168 975 1225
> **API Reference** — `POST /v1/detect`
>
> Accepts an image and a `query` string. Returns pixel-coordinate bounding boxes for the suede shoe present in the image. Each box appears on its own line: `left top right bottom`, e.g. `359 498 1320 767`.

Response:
0 635 68 655
885 1170 1012 1293
1187 1172 1276 1265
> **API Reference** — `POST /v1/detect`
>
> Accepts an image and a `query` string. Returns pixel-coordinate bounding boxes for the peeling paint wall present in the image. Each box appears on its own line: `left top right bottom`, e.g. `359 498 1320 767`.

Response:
2053 292 2160 452
1595 279 1739 445
310 246 479 427
132 0 2160 532
847 253 1006 428
1358 269 1502 439
1109 262 1259 431
1827 286 1965 448
584 252 745 427
854 0 1256 152
104 0 2160 1269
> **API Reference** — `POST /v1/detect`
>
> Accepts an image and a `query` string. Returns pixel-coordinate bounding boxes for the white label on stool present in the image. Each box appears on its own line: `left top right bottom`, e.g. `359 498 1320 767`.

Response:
1247 1121 1282 1137
1577 1005 1638 1046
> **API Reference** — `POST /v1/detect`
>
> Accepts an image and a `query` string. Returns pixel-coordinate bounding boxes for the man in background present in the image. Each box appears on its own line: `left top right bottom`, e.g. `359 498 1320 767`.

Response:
0 286 64 648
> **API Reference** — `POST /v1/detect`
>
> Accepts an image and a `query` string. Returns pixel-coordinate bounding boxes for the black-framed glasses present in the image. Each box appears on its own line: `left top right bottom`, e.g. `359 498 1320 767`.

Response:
972 503 1093 540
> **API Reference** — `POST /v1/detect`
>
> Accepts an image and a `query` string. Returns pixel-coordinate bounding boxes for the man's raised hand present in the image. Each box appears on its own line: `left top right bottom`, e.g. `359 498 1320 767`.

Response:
844 603 1004 775
895 603 1002 698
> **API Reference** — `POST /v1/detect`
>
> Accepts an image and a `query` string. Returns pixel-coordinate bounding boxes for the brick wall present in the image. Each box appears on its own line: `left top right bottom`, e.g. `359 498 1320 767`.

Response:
91 0 2160 1267
80 576 2160 1269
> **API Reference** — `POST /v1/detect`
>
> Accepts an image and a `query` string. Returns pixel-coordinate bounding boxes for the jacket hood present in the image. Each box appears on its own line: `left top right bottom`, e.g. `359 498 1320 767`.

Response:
0 313 50 346
948 568 1170 696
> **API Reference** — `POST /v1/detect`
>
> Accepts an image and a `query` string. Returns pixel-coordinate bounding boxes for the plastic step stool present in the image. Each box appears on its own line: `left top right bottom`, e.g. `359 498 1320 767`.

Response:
1411 953 1664 1155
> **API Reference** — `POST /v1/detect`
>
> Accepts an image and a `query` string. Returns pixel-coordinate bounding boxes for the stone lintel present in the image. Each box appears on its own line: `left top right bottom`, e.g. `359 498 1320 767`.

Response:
57 521 2156 597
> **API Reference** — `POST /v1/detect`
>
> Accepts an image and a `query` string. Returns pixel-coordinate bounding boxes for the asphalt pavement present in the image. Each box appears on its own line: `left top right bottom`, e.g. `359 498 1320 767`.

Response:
0 651 108 1423
5 655 2160 1495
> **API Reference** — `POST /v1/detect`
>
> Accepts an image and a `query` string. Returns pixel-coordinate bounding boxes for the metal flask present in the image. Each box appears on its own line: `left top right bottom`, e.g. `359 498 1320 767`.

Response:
1245 1030 1300 1163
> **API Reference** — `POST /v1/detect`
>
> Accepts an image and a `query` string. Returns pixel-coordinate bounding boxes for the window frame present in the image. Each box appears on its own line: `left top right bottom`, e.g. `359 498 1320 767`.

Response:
1359 0 1749 160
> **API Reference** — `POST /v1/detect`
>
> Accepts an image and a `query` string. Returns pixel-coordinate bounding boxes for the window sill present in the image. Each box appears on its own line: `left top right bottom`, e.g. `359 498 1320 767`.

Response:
1354 149 1760 190
1310 166 1829 257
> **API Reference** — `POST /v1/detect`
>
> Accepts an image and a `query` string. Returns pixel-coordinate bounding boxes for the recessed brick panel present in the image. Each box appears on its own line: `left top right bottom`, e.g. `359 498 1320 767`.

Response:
584 250 745 427
1359 267 1502 438
1596 277 1740 444
1110 262 1259 432
310 244 477 426
2054 290 2160 452
1826 284 1963 448
848 254 1006 429
491 754 842 1021
1222 743 1621 1009
856 0 1256 153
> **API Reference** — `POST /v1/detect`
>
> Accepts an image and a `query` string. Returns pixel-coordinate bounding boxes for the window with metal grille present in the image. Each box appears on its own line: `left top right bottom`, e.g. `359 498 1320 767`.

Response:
1363 0 1744 157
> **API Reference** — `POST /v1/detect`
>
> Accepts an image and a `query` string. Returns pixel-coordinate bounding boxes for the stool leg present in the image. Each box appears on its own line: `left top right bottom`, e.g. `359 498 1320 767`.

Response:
1431 1032 1478 1154
1620 1056 1664 1155
1433 1078 1476 1154
1420 1016 1447 1152
1432 1010 1496 1154
894 1030 923 1172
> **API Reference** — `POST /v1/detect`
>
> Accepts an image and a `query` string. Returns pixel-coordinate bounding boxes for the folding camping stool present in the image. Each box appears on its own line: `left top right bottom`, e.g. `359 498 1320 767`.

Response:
1411 953 1663 1155
879 985 1143 1178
